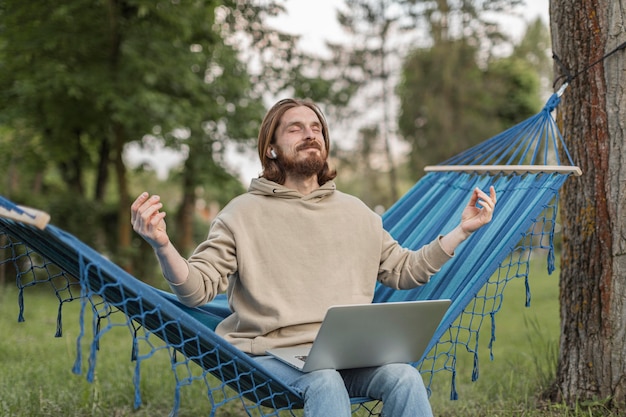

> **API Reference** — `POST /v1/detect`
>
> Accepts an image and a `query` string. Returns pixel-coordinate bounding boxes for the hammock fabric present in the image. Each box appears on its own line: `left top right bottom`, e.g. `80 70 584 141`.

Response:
0 92 579 416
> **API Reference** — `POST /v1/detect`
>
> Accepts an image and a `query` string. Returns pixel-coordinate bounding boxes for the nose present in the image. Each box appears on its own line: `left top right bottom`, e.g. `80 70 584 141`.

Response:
304 126 316 139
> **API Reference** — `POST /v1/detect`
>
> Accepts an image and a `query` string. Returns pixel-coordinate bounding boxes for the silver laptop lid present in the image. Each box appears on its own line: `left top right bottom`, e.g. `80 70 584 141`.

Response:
300 299 451 372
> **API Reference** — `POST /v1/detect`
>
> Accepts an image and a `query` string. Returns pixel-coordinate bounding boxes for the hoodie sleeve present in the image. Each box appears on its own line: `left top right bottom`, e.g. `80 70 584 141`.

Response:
377 230 452 289
168 218 235 307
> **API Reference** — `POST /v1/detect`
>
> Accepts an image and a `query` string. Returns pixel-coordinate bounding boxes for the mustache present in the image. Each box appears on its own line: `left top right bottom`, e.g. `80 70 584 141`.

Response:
296 140 323 152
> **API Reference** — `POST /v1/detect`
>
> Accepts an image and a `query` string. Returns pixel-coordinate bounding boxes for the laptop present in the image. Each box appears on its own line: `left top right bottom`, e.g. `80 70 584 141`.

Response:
265 299 451 372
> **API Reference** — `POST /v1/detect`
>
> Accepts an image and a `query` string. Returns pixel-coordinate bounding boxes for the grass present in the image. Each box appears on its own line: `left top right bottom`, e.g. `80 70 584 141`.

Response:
0 255 618 416
428 254 562 416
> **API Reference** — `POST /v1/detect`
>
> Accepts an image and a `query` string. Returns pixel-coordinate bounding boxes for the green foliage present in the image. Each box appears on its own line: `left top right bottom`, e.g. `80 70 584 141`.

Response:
0 0 225 196
512 17 553 85
323 0 537 206
484 56 542 124
396 19 546 178
398 39 485 177
0 1 318 269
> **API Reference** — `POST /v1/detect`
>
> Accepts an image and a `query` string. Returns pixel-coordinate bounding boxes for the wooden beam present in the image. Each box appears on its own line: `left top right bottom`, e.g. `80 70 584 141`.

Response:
0 204 50 230
424 165 583 176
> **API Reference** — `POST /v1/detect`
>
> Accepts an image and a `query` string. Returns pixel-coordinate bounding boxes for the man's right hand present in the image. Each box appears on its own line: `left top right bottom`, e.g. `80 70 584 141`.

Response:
131 192 170 249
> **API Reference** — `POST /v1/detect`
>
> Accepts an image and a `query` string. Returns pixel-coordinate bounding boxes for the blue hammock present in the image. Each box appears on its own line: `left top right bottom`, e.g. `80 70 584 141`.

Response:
0 92 579 416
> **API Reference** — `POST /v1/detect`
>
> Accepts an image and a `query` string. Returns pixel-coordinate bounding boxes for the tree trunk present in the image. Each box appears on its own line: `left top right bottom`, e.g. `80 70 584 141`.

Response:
176 159 197 258
379 23 399 203
95 136 111 202
550 0 626 409
59 130 85 197
113 122 132 272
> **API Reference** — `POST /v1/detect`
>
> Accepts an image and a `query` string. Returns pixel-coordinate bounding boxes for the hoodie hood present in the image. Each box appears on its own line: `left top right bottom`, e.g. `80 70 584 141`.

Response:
248 177 336 201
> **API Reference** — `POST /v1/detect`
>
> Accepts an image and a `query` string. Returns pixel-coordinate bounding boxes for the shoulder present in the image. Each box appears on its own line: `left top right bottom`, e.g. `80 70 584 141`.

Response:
217 192 262 219
333 189 375 210
331 189 382 225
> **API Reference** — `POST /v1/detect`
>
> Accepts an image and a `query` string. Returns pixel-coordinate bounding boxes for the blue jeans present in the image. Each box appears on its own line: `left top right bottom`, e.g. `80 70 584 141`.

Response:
254 356 433 417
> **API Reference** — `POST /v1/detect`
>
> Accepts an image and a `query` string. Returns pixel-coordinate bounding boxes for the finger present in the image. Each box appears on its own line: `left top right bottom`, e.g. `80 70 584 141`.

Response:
131 192 150 222
476 188 496 209
131 192 150 209
468 188 481 206
489 186 497 204
479 196 494 212
132 198 163 232
150 211 167 230
473 189 491 208
136 195 162 218
142 210 165 235
139 201 164 226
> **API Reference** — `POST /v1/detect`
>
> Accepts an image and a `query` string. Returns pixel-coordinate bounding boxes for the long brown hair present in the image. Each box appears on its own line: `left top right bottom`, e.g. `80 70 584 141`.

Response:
257 98 337 185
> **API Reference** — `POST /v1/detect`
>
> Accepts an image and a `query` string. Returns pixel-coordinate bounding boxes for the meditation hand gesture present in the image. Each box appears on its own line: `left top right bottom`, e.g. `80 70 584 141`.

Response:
131 192 170 249
460 186 497 235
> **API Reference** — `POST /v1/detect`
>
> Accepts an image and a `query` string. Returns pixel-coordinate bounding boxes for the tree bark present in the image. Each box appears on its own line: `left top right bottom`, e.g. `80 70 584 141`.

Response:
113 122 132 272
95 137 111 202
550 0 626 409
176 168 196 258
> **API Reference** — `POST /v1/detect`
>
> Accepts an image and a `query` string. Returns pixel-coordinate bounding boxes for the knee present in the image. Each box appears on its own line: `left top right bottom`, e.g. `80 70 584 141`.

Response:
295 369 351 415
378 363 420 379
399 363 424 385
291 368 348 397
305 369 347 393
378 363 426 394
375 364 432 417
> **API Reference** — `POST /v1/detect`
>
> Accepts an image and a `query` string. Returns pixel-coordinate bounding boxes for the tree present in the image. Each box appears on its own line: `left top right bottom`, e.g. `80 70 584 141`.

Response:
397 19 544 178
333 125 397 210
550 0 626 410
0 1 315 269
158 0 360 255
0 0 233 265
332 0 412 202
513 17 553 93
327 0 528 199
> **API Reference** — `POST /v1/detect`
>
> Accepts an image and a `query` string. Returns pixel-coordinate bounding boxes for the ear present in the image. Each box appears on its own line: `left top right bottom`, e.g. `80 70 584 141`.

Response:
267 148 277 159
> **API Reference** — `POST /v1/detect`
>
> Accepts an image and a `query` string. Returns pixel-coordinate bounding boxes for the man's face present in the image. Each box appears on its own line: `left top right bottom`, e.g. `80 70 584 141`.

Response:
272 106 327 176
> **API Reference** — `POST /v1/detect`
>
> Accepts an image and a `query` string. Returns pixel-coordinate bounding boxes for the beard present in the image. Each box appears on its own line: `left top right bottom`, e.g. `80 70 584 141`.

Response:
279 145 326 178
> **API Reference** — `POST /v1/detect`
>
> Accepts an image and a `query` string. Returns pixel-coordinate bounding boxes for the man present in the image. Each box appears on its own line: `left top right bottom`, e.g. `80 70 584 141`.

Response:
131 98 497 416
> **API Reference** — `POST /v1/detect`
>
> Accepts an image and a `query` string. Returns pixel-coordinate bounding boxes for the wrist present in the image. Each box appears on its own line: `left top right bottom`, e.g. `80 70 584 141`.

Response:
440 225 471 256
459 225 473 240
153 239 173 256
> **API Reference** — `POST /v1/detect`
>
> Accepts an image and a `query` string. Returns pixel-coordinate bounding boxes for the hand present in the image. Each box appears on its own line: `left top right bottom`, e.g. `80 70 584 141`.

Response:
130 192 170 249
460 186 497 235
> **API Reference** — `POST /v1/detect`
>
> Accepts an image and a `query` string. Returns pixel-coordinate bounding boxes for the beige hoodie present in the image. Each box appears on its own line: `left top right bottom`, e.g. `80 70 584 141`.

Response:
169 178 452 355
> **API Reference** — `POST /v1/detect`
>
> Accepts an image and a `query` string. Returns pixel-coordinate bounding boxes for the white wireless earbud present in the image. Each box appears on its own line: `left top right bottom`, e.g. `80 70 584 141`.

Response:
270 149 278 159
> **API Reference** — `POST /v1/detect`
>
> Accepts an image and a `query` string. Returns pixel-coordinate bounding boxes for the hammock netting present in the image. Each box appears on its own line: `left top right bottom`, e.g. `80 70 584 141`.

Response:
0 92 578 416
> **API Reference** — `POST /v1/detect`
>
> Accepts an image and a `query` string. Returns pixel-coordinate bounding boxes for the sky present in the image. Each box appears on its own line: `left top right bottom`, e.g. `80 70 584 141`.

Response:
273 0 549 53
126 0 551 182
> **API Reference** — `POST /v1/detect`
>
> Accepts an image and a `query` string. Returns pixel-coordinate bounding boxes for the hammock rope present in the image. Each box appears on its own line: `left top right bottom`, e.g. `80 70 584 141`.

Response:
0 91 579 415
552 40 626 89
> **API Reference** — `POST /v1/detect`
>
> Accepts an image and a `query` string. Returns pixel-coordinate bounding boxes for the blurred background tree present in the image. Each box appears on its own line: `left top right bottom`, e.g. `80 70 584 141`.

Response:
327 0 548 210
0 0 346 280
0 0 548 282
